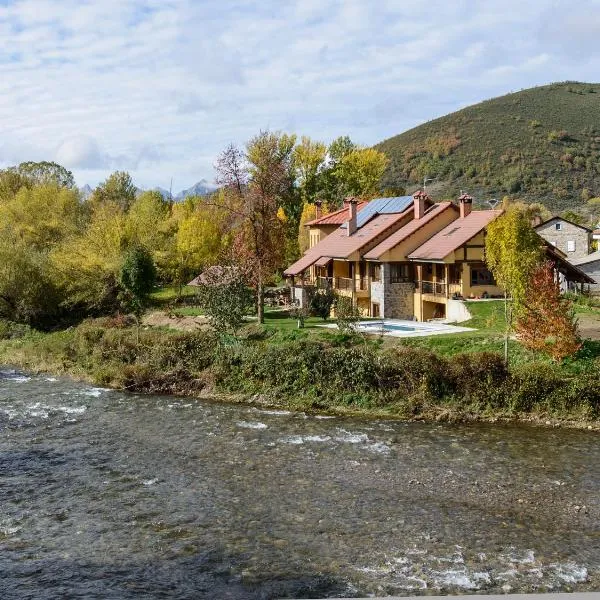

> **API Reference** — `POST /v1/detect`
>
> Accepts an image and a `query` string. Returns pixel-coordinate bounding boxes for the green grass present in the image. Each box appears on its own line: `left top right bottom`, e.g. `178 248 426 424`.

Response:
149 285 198 306
375 81 600 211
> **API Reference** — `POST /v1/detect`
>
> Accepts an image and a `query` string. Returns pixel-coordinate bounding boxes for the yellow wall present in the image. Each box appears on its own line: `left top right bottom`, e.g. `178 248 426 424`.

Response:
309 224 338 248
381 209 458 262
460 263 504 298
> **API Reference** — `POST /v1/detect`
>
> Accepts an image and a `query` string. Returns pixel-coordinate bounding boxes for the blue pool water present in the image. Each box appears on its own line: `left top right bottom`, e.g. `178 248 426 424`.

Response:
360 322 416 332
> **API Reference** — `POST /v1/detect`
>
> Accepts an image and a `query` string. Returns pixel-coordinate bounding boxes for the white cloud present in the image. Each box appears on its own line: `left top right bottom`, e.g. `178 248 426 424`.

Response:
0 0 599 188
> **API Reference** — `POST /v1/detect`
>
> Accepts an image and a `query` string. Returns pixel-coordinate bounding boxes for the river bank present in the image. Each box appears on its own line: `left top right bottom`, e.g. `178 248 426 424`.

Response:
1 317 599 430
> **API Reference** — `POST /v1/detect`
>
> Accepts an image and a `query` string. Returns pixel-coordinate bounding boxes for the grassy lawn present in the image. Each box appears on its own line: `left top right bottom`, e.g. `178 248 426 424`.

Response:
149 285 198 306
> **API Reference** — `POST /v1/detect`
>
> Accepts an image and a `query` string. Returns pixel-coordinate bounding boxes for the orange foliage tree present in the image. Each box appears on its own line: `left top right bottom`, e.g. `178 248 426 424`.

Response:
515 261 581 362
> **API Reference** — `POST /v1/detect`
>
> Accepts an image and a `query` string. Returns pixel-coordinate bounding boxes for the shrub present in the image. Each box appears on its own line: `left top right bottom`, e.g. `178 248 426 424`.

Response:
334 295 361 333
310 288 335 320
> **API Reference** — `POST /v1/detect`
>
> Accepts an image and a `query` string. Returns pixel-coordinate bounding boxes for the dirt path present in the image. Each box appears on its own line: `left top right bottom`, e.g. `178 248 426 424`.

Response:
142 310 210 331
578 310 600 340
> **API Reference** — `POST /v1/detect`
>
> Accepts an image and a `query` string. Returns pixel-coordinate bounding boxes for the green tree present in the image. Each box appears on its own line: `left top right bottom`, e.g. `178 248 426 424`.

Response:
337 147 389 198
485 207 544 362
195 267 253 336
334 295 361 333
0 184 81 251
92 171 136 212
16 161 74 188
0 235 59 326
51 202 127 312
310 287 335 320
126 190 170 254
119 246 156 316
294 136 327 204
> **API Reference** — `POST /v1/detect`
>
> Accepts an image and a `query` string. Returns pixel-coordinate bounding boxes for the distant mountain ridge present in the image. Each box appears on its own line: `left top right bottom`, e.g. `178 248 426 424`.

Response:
375 81 600 211
79 179 217 202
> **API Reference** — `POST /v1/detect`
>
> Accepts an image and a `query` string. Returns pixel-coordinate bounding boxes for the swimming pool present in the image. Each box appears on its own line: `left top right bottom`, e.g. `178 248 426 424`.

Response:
350 319 475 337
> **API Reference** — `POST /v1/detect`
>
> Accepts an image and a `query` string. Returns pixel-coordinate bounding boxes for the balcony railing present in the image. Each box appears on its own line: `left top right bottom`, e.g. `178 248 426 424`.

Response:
317 276 333 289
417 280 447 296
335 276 354 291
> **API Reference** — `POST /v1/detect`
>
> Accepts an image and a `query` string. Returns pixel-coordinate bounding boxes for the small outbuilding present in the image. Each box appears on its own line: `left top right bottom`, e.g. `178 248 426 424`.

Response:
570 251 600 294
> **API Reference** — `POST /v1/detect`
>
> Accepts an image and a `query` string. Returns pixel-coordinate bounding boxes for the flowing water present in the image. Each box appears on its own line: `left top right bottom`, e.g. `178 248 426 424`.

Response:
1 369 600 599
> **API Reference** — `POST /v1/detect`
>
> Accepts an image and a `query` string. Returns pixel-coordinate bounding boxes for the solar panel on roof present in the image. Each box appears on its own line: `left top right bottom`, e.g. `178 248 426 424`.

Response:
340 196 413 230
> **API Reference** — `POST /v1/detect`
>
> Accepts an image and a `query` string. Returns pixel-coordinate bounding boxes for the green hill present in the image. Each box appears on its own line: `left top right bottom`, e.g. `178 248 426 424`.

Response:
375 82 600 211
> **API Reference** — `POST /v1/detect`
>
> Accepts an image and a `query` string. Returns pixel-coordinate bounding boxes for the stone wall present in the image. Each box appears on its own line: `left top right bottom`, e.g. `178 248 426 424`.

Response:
370 264 415 319
535 218 591 259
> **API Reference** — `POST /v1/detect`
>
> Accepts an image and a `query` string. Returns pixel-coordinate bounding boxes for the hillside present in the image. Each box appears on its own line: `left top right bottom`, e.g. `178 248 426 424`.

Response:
375 82 600 211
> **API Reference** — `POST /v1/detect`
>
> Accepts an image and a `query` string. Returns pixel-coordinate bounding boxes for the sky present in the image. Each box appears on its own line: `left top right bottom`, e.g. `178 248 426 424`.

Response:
1 0 600 190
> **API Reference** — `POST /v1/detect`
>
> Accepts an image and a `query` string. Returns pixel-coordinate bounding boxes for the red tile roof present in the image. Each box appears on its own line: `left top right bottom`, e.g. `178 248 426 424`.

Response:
284 209 410 276
305 201 367 226
408 210 503 261
363 202 456 260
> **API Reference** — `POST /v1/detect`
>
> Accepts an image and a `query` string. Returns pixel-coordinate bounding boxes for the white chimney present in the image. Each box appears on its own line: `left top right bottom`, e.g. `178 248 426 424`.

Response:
346 197 358 236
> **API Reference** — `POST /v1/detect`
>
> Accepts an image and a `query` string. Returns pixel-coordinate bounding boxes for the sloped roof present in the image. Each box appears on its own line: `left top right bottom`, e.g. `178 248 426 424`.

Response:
545 246 596 283
571 250 600 266
305 201 367 226
408 210 503 261
284 209 411 275
340 196 414 229
535 216 593 233
283 251 321 276
363 202 456 260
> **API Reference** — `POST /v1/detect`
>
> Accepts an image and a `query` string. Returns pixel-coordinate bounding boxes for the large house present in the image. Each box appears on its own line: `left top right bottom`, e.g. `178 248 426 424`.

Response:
284 192 594 322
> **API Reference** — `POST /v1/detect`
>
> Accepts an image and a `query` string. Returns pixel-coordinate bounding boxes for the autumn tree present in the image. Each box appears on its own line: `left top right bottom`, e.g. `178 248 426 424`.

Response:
515 261 581 361
215 132 293 323
485 206 544 362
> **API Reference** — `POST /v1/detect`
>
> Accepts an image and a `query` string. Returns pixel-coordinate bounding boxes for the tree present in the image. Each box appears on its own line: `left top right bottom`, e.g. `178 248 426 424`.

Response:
0 184 81 251
294 136 327 204
126 190 170 256
118 246 156 317
310 287 335 320
334 295 361 333
561 209 585 225
16 161 75 188
515 261 581 361
485 207 544 363
214 132 294 323
92 171 136 212
195 266 253 336
337 148 389 198
51 202 128 312
0 234 59 326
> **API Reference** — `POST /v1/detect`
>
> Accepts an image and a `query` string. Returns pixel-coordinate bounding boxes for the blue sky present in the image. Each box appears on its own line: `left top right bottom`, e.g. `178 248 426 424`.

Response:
1 0 599 190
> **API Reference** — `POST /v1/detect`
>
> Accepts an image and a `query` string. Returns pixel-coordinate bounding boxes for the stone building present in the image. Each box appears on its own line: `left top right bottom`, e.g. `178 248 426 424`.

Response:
534 217 592 260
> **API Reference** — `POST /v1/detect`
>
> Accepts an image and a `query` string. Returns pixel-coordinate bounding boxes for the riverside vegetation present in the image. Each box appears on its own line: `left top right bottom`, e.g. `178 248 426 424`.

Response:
1 298 599 428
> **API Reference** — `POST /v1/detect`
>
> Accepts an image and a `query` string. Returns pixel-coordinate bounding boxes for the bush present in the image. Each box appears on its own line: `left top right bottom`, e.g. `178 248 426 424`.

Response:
334 295 361 333
310 288 335 320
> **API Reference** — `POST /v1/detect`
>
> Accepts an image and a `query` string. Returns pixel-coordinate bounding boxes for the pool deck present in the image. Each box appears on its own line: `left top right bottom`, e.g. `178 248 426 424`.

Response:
320 319 475 338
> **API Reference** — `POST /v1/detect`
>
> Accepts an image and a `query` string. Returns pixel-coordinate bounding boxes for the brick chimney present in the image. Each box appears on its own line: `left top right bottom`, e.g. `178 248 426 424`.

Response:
314 200 322 220
412 190 431 220
458 193 473 219
345 197 358 236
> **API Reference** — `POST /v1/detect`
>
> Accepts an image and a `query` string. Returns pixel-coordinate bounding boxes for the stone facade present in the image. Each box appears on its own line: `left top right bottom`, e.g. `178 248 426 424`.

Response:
535 218 591 259
370 264 415 318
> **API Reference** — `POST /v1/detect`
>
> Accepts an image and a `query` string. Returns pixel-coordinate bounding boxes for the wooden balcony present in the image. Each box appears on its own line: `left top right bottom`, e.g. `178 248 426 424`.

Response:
416 280 448 299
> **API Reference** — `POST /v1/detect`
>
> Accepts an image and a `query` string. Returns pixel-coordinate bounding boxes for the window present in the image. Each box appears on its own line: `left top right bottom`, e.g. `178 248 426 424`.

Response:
567 240 576 252
471 265 496 286
555 222 562 231
390 263 412 283
370 263 381 282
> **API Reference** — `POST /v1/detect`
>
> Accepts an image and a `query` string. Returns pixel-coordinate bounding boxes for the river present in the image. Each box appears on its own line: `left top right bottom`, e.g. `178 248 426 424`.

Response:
1 369 599 599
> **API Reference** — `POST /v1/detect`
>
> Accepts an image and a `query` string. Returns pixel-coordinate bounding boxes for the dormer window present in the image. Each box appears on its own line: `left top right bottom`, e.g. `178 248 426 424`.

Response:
555 222 562 231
